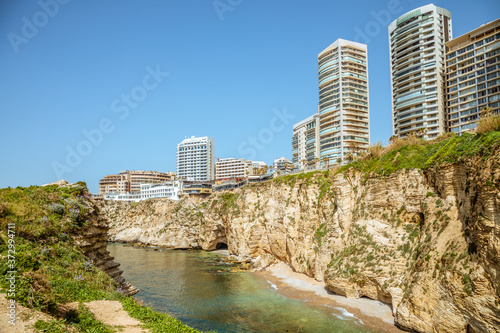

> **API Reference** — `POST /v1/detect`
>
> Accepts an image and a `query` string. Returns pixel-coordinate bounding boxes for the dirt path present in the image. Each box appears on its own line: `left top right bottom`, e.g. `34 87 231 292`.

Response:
0 293 53 333
84 300 150 333
0 293 149 333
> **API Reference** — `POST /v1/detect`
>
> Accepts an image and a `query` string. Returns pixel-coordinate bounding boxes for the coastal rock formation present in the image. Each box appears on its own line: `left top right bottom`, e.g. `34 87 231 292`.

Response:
74 204 139 296
41 180 139 296
101 156 500 332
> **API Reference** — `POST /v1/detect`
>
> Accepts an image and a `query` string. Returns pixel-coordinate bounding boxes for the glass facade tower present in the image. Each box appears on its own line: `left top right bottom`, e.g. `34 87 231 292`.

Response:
389 4 452 139
318 39 369 165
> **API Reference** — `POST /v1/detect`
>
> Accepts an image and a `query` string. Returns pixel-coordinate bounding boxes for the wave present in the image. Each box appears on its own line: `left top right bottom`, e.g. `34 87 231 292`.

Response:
330 307 364 325
266 279 278 290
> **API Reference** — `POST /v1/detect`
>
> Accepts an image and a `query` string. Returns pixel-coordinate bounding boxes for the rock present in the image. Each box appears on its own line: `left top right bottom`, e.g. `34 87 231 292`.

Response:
100 156 500 333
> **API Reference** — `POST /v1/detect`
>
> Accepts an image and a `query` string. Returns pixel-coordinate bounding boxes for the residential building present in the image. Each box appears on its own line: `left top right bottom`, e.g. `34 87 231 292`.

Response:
318 38 370 166
176 136 215 181
292 114 320 169
389 4 452 139
215 158 253 181
141 181 182 200
103 192 142 202
98 170 176 195
103 181 182 202
181 182 213 196
248 173 273 182
213 178 247 192
445 19 500 134
273 157 294 173
249 161 267 175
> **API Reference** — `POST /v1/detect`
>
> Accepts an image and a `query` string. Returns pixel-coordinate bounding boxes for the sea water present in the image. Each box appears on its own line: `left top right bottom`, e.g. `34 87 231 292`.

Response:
108 243 381 333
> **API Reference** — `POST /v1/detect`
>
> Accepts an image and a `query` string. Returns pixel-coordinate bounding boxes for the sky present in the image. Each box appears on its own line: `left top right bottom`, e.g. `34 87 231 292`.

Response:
1 0 499 193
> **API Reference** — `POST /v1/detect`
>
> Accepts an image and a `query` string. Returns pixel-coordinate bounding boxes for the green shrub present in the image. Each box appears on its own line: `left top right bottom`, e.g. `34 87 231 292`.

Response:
477 108 500 134
0 184 203 333
120 297 200 333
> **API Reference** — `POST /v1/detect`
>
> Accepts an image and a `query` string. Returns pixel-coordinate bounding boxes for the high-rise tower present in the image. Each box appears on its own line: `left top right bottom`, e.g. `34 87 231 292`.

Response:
389 4 452 139
318 39 369 166
445 19 500 134
176 136 215 181
292 114 320 169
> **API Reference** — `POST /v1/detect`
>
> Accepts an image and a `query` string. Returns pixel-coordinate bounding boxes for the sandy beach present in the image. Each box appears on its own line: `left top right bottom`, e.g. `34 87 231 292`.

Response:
259 262 404 333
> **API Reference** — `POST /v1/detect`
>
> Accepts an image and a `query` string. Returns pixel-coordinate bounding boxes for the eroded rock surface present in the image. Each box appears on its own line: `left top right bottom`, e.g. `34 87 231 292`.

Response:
101 157 500 333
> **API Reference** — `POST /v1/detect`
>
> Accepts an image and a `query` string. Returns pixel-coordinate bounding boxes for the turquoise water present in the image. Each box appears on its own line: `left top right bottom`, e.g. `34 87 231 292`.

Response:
108 243 380 333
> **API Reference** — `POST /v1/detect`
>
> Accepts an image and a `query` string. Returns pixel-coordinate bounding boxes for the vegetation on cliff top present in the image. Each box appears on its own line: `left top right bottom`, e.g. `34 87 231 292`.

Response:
271 129 500 183
343 130 500 176
0 184 201 332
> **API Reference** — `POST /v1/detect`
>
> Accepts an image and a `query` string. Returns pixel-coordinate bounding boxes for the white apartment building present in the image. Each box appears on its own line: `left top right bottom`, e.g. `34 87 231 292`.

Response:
176 136 215 181
389 4 452 139
103 181 182 202
141 181 182 200
318 38 370 166
251 161 267 168
98 170 176 194
446 19 500 134
215 158 253 180
292 114 320 169
273 156 294 172
103 192 142 202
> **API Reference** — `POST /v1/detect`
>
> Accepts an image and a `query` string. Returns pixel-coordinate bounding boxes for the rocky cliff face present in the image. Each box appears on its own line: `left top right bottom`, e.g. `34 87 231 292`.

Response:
74 201 138 296
101 157 500 333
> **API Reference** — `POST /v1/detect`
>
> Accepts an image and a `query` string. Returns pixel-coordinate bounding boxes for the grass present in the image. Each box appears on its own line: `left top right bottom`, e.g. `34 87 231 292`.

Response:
477 108 500 134
35 303 114 332
264 130 500 185
314 223 328 246
217 192 241 216
338 130 500 176
0 184 203 332
0 184 115 312
120 295 203 333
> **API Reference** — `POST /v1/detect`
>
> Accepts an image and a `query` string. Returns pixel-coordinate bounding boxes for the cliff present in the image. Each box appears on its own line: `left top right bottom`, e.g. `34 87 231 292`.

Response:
0 181 199 332
71 192 139 296
102 132 500 333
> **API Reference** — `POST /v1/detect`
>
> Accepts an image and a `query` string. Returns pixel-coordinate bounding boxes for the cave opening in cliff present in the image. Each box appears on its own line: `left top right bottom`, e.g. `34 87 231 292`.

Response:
216 242 228 250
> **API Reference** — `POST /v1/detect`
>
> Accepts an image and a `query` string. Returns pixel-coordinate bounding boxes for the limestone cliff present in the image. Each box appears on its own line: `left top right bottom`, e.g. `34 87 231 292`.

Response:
75 200 138 296
101 144 500 333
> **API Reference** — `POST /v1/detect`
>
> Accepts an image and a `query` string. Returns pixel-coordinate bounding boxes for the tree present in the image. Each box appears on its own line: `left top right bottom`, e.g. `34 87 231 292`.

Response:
313 158 319 169
347 141 361 161
322 157 329 169
301 159 307 170
416 128 427 139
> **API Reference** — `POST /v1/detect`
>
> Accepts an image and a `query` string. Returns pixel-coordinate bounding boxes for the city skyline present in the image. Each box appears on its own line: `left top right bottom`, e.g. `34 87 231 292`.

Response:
1 1 499 193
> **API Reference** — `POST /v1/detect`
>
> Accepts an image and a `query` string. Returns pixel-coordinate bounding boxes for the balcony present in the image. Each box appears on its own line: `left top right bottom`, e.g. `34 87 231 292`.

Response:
320 127 340 136
319 74 339 86
319 105 339 115
318 59 338 72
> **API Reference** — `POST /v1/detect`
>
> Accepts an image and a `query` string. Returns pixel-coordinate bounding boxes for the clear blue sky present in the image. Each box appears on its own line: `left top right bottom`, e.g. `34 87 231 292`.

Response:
1 0 499 193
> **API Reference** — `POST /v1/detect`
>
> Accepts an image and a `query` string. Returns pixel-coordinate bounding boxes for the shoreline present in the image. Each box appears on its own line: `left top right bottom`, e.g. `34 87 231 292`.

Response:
258 262 404 333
